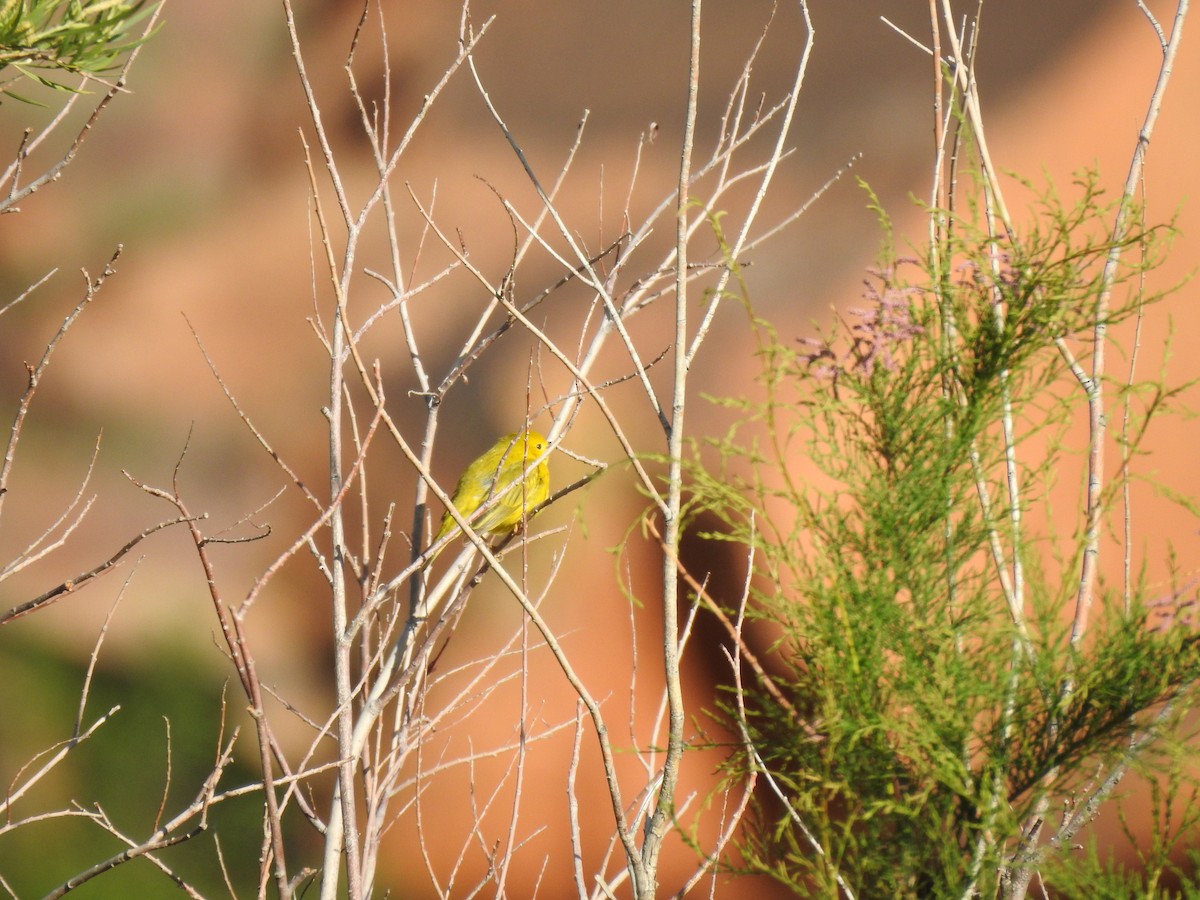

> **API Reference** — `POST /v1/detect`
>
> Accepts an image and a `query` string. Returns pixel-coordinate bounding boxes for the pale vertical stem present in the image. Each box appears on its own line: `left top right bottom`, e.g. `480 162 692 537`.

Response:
639 2 701 895
328 297 363 898
1122 276 1147 615
1006 8 1189 898
317 278 364 898
280 1 363 890
1070 0 1188 647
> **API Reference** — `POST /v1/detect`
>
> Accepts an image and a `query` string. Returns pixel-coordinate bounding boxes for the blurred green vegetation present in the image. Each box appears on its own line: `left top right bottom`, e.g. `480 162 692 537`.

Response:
0 632 272 895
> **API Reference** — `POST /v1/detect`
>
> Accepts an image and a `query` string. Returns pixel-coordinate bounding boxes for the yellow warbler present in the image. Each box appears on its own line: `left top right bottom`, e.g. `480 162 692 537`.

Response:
429 430 550 560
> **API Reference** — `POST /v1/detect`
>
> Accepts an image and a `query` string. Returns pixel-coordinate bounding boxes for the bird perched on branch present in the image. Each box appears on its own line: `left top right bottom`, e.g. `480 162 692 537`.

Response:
427 429 550 564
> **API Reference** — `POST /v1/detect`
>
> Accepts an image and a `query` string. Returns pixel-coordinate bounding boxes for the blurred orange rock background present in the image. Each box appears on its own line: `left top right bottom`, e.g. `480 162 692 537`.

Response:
0 0 1196 895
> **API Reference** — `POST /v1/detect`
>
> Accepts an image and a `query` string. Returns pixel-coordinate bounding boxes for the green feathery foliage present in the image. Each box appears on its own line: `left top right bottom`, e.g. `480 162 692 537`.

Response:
683 172 1200 896
0 0 155 102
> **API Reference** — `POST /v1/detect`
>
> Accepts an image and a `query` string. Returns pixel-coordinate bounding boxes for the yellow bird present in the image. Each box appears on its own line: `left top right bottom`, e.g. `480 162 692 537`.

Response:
429 430 551 562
